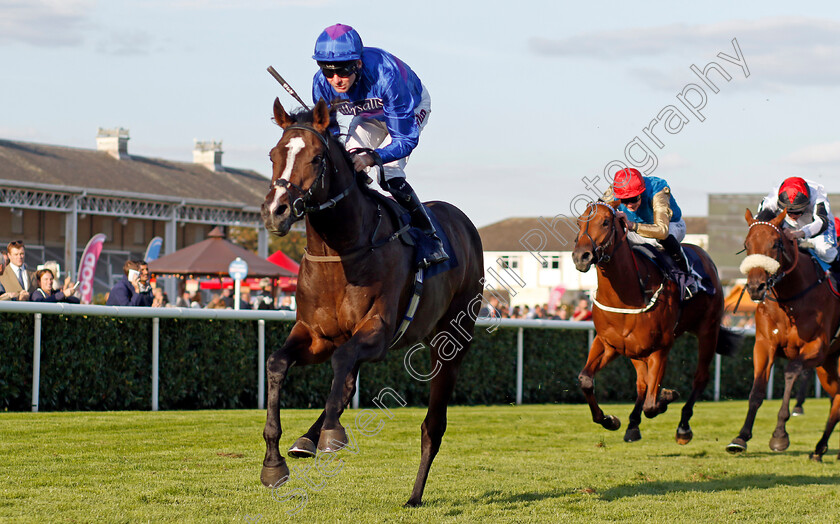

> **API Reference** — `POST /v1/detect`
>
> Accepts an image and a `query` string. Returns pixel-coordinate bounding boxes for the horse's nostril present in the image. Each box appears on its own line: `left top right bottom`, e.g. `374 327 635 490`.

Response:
275 204 287 216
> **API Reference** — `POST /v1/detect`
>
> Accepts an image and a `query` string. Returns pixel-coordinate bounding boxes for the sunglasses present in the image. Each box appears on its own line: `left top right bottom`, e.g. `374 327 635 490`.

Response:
620 195 641 205
321 64 358 79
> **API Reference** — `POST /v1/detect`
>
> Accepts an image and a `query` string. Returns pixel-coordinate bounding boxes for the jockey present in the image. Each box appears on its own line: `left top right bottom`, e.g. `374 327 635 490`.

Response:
310 23 447 268
757 177 839 270
608 168 690 274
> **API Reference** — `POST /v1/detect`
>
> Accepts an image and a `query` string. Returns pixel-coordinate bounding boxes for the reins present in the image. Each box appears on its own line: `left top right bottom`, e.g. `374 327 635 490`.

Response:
745 220 826 303
582 202 663 314
275 123 407 263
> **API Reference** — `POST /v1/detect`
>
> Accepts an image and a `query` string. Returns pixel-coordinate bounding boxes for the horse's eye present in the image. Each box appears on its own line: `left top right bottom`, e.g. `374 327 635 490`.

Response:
311 155 322 165
602 220 610 227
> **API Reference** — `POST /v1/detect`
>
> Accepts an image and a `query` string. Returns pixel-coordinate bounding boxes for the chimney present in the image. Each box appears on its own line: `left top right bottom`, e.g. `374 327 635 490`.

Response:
96 127 130 160
193 140 224 172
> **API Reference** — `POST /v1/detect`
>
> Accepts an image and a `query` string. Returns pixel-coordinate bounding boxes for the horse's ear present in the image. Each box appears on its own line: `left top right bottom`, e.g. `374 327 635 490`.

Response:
772 208 788 227
313 99 330 133
745 208 754 224
273 97 292 129
609 199 621 210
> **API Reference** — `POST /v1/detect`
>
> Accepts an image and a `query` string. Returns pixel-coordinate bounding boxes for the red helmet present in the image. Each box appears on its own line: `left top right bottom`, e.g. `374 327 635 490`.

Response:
613 168 645 199
778 177 810 214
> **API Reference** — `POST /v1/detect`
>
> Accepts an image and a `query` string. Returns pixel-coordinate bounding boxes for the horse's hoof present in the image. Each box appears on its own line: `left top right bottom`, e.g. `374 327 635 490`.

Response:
288 436 316 458
404 498 423 508
809 452 823 462
659 388 680 404
624 427 642 442
792 406 804 417
601 415 621 431
769 434 790 452
317 427 348 453
726 438 747 454
260 461 291 488
676 427 693 445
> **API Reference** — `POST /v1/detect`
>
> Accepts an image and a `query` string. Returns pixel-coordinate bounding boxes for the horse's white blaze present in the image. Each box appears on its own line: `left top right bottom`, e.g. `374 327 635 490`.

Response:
269 137 306 215
739 254 780 275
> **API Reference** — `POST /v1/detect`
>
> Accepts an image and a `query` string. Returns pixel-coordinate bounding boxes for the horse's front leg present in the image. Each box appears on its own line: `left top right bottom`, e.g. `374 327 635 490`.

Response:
640 349 679 419
261 323 324 487
578 336 621 431
769 358 806 452
318 317 389 452
288 362 361 458
727 337 775 453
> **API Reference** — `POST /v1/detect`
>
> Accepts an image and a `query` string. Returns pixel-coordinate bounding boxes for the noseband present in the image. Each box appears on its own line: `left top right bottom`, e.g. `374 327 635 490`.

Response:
578 202 618 265
745 221 797 292
271 124 353 220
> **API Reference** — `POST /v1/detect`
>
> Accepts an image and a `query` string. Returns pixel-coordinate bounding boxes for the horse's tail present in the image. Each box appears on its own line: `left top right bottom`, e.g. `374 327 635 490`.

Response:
715 325 745 357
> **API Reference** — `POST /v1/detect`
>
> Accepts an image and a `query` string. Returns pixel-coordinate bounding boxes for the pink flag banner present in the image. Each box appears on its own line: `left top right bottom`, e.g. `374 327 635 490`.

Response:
77 234 107 304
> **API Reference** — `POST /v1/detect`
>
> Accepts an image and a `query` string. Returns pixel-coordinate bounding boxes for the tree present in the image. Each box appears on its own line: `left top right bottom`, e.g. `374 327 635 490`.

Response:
227 226 305 264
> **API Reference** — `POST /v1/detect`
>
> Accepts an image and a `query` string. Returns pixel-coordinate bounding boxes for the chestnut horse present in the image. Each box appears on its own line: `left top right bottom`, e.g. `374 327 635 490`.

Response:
259 98 484 506
572 201 741 443
726 209 840 460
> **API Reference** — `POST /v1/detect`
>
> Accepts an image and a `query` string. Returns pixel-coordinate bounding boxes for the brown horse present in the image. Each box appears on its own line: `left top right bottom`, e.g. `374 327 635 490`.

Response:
259 98 484 506
572 201 741 443
726 209 840 459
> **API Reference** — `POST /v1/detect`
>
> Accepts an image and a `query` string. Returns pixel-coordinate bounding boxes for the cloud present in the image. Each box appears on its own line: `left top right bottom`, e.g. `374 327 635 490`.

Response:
0 0 94 47
95 30 154 56
782 141 840 166
530 16 840 89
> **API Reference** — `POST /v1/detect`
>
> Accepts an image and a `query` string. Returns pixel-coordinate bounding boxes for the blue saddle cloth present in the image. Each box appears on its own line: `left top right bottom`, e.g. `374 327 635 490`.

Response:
631 244 714 298
403 206 458 278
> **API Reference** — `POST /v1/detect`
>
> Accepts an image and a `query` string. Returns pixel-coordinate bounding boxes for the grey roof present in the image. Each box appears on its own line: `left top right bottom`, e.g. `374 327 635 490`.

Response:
0 138 270 207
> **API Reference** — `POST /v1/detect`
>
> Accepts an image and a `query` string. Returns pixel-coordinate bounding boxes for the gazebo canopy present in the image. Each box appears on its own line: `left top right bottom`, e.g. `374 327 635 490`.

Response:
148 227 293 278
267 249 300 275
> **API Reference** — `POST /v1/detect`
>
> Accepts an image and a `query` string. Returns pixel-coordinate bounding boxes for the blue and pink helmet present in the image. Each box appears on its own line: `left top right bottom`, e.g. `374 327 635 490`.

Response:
313 24 363 62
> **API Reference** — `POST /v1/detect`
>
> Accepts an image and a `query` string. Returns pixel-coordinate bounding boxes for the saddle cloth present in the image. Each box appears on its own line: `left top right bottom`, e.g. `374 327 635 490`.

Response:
364 188 458 277
631 244 714 301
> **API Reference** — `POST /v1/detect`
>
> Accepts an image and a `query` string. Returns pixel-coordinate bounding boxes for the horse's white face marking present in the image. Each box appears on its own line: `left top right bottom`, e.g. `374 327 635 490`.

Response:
269 137 306 215
739 254 780 275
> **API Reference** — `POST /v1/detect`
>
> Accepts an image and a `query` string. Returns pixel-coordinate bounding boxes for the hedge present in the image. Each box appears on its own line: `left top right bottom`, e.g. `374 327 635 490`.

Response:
1 312 769 412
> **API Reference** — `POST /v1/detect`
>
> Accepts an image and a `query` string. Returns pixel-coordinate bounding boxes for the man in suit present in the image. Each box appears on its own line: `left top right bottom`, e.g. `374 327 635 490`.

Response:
0 240 34 301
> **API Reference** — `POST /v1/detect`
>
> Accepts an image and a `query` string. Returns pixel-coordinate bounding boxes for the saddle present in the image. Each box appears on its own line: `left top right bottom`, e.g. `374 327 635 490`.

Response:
631 244 713 302
359 180 457 277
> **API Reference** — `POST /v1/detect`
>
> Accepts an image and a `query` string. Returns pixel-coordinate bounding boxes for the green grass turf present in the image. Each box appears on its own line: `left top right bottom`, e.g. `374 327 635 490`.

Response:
2 401 840 523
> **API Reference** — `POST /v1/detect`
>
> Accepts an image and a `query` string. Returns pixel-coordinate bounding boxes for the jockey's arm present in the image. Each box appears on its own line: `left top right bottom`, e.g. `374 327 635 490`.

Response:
635 188 673 240
799 202 831 238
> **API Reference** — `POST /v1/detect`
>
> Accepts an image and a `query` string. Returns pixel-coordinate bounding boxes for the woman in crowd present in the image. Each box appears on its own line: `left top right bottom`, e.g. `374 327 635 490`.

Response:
29 268 80 303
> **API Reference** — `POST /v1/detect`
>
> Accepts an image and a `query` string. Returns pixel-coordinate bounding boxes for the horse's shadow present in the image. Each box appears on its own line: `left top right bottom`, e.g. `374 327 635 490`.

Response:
597 473 840 501
439 472 840 507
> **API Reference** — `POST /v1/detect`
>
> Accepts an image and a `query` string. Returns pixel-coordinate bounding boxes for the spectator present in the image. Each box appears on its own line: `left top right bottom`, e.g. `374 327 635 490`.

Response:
135 261 154 306
0 254 16 301
572 298 592 321
175 290 191 308
29 268 80 303
239 288 252 310
254 278 275 310
106 260 151 306
220 288 235 308
556 305 570 320
205 293 226 309
151 287 170 308
0 240 34 301
278 296 294 311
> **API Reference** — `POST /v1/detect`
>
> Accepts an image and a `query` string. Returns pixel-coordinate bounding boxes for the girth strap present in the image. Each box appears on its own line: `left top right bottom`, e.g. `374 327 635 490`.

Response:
389 269 424 349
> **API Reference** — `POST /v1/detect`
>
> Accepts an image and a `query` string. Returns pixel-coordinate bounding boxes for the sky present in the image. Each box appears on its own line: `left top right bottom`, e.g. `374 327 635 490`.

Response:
3 1 840 228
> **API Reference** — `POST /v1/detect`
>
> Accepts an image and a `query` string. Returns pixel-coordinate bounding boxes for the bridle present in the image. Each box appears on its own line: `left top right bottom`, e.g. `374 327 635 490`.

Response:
745 220 799 295
270 123 354 221
577 202 618 266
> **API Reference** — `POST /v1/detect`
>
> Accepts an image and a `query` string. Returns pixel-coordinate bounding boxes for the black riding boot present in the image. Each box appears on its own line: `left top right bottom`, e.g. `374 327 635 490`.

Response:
659 235 689 274
384 177 449 268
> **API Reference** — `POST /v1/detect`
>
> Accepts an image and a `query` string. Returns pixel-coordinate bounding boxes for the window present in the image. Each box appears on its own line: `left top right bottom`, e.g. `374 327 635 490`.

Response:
11 210 23 234
541 256 560 269
134 221 145 245
499 255 519 269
